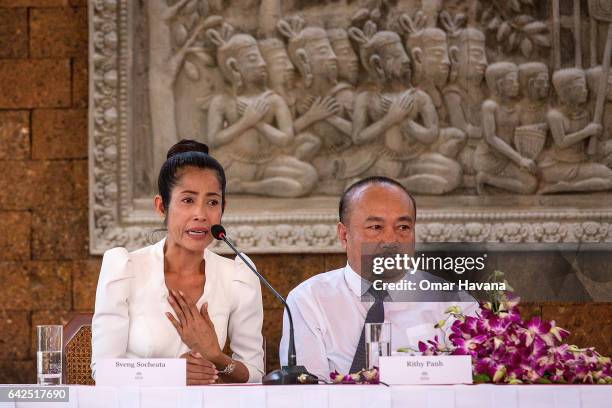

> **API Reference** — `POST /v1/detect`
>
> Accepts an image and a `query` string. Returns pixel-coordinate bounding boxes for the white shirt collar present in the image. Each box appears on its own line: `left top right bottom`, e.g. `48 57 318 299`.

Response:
343 262 370 297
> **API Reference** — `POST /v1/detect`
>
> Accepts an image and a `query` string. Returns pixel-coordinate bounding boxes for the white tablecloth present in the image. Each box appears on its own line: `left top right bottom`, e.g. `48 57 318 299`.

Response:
1 384 611 408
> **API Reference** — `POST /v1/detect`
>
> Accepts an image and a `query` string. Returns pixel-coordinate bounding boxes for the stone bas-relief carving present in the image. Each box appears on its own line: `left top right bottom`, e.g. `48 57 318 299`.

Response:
475 62 539 195
349 21 462 194
142 0 612 197
540 68 612 193
205 23 317 197
89 0 612 254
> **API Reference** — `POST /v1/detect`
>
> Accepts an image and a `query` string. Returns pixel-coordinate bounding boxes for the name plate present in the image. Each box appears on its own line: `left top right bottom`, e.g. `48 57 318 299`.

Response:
96 359 186 387
379 355 472 385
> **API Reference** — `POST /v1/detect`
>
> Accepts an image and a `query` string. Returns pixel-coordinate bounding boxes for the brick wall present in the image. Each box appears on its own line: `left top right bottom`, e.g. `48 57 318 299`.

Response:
0 1 610 384
0 0 90 383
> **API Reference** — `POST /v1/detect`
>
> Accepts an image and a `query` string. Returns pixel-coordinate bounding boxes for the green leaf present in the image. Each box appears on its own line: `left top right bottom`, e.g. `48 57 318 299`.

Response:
538 377 552 384
434 319 446 329
473 374 491 383
444 305 461 315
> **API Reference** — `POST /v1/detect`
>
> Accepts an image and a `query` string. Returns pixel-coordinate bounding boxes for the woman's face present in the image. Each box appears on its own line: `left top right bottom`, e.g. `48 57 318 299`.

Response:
155 167 223 254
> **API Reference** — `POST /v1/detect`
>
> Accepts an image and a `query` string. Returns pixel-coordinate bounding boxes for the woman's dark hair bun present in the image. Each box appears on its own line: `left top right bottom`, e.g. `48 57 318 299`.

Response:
166 139 209 159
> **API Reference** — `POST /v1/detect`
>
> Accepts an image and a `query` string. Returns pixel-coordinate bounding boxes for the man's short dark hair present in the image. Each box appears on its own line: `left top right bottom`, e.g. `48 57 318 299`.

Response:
338 176 417 224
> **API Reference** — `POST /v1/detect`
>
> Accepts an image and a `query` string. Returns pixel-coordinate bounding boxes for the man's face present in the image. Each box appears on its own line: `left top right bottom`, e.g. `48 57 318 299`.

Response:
459 41 487 82
421 37 450 87
330 35 359 85
337 184 416 281
304 37 338 84
237 44 268 88
379 41 411 83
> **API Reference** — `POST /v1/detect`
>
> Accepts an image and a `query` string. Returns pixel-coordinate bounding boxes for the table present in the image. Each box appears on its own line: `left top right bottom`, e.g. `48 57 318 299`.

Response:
1 384 611 408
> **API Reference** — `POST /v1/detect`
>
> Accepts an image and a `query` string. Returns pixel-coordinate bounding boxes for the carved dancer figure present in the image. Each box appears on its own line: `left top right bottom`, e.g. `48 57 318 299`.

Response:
349 22 462 195
400 15 465 159
475 62 538 194
540 68 612 193
206 24 317 197
442 27 488 187
278 16 355 194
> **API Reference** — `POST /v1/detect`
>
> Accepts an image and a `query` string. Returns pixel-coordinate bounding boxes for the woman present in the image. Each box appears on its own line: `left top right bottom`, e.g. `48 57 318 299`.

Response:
91 140 264 384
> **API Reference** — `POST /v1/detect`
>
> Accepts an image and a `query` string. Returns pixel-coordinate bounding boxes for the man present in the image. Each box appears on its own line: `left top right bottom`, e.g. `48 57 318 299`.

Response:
279 177 477 380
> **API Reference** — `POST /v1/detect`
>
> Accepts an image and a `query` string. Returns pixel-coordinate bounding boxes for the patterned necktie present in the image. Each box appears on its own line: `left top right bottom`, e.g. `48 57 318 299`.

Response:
349 286 388 373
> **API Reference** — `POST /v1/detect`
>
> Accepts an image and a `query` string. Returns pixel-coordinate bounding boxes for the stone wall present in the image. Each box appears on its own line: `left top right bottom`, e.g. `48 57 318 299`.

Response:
0 1 610 384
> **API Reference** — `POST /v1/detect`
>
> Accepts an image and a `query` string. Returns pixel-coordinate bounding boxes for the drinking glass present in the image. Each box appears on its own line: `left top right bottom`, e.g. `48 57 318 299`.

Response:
365 322 391 369
37 325 63 385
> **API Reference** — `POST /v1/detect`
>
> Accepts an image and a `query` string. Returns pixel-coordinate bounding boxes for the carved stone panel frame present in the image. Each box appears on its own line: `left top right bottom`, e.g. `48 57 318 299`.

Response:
89 1 612 255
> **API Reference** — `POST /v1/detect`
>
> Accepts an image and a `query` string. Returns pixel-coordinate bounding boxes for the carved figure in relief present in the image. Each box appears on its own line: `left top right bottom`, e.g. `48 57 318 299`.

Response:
328 28 360 86
349 22 462 195
259 38 297 115
205 24 317 197
515 62 550 162
475 62 538 195
442 27 488 188
400 14 465 159
586 66 612 168
278 16 355 194
539 68 612 193
519 62 550 126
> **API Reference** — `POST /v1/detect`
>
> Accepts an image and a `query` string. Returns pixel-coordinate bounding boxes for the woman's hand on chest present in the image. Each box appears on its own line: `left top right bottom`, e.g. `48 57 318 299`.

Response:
166 290 223 363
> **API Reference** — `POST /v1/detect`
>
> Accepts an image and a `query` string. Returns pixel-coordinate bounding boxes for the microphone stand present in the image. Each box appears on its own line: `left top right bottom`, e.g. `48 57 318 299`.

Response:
215 231 318 385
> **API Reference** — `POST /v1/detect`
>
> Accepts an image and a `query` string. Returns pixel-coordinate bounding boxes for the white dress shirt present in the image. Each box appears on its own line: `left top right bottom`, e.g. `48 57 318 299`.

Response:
279 264 478 380
91 238 264 382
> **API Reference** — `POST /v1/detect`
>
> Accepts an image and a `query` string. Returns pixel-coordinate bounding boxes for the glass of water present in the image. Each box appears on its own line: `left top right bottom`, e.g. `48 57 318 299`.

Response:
37 325 63 385
365 322 391 370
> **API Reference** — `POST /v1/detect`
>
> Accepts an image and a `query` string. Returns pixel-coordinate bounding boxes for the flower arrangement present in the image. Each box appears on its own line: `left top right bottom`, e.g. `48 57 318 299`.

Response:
416 296 612 384
330 272 612 384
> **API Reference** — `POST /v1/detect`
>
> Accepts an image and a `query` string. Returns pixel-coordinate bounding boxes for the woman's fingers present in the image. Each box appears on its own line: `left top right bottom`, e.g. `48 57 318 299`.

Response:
168 293 187 327
187 353 216 369
165 312 182 334
187 365 217 377
200 302 214 327
172 290 194 321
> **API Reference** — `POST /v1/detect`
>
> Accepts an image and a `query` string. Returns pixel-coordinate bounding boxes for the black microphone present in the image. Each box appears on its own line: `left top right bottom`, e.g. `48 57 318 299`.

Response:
210 224 317 385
